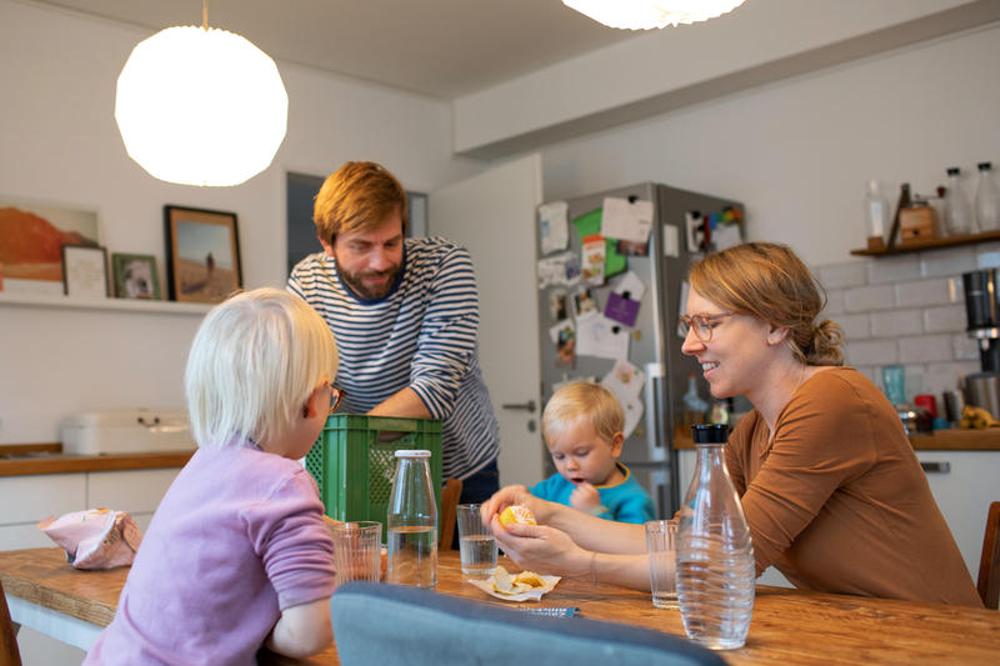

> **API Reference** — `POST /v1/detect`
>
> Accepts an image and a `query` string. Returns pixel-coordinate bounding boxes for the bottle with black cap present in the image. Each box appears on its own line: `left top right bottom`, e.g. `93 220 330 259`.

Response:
676 423 754 650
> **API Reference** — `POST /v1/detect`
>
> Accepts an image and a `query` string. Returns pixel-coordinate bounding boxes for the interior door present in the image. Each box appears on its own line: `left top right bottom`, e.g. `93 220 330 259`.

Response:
429 154 544 487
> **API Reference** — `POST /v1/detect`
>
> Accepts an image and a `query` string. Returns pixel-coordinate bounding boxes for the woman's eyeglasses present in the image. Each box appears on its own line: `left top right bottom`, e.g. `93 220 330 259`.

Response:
678 312 735 343
328 385 346 415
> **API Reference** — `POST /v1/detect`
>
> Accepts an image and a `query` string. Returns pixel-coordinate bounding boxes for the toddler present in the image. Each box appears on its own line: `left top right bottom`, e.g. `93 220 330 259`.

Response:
529 382 654 524
85 288 339 664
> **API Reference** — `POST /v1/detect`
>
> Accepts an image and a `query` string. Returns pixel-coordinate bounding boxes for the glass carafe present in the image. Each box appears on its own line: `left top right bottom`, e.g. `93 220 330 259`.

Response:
386 449 438 588
676 424 755 650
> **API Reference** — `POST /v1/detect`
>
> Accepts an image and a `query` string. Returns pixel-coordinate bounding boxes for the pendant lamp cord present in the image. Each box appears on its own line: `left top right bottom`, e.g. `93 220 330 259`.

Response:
202 0 208 30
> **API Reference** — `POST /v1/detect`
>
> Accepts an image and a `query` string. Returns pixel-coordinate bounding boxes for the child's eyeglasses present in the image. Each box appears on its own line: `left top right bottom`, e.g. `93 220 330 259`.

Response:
328 385 346 415
678 312 735 343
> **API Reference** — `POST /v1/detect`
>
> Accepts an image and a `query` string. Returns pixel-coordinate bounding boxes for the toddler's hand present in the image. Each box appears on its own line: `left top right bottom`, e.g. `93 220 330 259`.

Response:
570 482 601 513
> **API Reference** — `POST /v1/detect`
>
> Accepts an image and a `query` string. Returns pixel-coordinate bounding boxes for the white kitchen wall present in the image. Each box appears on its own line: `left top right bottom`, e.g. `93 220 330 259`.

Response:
538 23 1000 268
0 0 484 444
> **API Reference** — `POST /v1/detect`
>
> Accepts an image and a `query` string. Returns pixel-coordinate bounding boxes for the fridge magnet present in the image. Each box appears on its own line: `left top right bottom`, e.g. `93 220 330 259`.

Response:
537 252 581 289
61 244 109 298
572 286 598 317
538 201 569 255
111 253 161 300
604 271 646 328
0 196 100 294
548 320 576 367
165 205 242 303
576 312 629 361
601 197 653 246
548 289 569 321
581 234 606 286
571 209 627 279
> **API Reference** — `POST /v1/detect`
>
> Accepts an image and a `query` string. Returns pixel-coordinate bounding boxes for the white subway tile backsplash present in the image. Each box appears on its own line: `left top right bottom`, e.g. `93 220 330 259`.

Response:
844 285 894 312
920 247 977 278
895 279 959 308
818 262 867 290
844 339 897 366
837 313 871 341
871 309 922 337
951 334 980 361
978 248 1000 269
867 255 920 285
822 288 845 316
899 334 953 364
923 305 967 334
926 361 980 395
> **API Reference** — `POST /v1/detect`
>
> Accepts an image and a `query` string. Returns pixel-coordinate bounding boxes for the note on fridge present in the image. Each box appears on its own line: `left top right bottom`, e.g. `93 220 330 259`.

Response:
601 197 653 244
538 201 569 255
576 312 629 361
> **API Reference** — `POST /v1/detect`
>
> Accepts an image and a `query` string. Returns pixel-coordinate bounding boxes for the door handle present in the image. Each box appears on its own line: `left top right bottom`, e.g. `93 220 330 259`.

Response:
501 400 537 412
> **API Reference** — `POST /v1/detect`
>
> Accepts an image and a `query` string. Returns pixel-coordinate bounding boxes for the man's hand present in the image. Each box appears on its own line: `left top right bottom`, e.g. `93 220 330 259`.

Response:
569 482 602 514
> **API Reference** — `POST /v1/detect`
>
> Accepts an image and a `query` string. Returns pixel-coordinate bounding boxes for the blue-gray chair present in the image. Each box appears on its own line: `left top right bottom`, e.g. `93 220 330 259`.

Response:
331 582 726 666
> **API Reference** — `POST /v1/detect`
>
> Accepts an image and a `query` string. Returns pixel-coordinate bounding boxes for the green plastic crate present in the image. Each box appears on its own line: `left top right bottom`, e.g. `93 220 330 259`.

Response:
305 414 442 540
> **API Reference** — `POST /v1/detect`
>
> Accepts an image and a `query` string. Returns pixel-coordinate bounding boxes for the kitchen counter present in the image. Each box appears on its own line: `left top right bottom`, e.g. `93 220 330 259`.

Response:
0 443 193 477
673 428 1000 451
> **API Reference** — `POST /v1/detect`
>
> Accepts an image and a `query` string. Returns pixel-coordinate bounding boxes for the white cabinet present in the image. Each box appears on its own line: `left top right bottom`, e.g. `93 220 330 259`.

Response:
0 468 179 551
915 450 1000 579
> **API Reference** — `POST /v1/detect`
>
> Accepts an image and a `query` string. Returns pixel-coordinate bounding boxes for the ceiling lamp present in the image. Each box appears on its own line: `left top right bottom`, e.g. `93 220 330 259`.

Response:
114 3 288 186
563 0 747 30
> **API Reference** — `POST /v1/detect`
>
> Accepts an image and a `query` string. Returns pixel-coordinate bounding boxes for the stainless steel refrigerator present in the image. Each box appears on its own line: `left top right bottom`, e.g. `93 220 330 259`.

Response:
535 182 743 517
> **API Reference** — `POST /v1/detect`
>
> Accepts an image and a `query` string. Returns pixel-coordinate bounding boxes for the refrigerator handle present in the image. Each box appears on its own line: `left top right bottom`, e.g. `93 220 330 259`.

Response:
644 362 667 462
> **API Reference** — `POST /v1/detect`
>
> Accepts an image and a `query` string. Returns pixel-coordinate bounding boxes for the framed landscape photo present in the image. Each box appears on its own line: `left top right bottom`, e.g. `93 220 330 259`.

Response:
61 244 109 298
0 196 100 294
111 253 161 300
164 205 242 303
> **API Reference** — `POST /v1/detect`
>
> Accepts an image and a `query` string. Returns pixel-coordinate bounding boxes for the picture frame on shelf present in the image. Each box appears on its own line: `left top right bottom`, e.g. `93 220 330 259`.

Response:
111 253 161 300
61 244 109 298
164 205 242 303
0 196 100 294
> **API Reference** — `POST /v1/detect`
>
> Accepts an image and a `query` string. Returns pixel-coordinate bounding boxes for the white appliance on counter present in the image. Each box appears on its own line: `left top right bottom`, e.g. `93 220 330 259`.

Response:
60 409 193 455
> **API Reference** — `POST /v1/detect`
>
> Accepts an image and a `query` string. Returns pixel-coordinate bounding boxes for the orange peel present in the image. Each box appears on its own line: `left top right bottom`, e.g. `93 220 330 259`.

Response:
498 504 536 528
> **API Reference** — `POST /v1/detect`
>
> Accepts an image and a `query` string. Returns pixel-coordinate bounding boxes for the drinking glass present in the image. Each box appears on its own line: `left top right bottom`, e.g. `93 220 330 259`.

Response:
330 520 382 587
882 364 906 406
645 519 679 609
456 503 497 577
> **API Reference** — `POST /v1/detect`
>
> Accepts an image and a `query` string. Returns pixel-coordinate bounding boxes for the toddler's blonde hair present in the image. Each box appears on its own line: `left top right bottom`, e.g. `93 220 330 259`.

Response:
542 382 623 444
185 288 338 448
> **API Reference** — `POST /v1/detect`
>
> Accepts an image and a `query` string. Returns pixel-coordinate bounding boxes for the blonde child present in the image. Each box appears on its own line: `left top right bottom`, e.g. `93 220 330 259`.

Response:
530 382 654 524
85 289 340 664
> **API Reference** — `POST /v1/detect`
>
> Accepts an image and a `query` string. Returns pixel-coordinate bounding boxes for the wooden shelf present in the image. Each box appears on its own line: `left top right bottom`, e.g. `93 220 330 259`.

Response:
850 230 1000 256
0 291 211 315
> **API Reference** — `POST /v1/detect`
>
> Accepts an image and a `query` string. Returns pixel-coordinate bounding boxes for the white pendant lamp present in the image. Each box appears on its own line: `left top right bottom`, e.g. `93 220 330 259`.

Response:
115 3 288 187
563 0 747 30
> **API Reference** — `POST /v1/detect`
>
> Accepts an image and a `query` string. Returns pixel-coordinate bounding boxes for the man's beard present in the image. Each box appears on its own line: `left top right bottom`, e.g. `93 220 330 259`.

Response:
339 264 401 300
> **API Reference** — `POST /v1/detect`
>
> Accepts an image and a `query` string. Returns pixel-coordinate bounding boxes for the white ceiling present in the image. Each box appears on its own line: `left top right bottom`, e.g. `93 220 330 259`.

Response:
33 0 643 99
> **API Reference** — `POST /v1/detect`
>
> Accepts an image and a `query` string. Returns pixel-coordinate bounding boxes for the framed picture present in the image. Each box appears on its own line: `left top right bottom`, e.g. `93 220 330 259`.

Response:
62 244 109 298
164 205 242 303
0 196 100 294
111 253 161 300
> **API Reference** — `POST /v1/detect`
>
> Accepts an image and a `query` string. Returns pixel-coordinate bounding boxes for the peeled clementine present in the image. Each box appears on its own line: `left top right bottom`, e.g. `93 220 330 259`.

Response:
498 504 536 528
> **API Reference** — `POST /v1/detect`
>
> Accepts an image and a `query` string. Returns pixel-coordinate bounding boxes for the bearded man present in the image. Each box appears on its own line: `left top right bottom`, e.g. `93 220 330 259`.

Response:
288 161 500 507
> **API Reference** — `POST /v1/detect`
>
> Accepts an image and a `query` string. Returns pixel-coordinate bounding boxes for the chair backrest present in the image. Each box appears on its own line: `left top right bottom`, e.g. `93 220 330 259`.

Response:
0 580 23 666
978 501 1000 609
331 582 726 666
439 477 463 549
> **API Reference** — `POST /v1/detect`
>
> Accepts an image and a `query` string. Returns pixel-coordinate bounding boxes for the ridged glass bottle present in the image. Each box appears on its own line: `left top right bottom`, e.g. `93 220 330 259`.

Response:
386 449 437 588
676 424 755 650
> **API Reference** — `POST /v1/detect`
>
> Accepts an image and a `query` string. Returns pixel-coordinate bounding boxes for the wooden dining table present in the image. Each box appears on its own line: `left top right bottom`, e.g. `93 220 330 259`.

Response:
2 547 998 664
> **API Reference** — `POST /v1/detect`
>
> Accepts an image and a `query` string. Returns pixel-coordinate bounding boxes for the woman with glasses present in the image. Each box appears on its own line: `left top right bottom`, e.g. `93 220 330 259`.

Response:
484 243 981 607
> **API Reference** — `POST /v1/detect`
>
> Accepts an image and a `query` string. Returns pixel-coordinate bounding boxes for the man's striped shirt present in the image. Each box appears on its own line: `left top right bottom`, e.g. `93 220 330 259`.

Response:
287 237 499 480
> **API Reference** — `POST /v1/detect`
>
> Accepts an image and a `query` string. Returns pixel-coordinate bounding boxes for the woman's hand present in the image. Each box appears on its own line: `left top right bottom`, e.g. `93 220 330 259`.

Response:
491 517 591 578
480 485 550 527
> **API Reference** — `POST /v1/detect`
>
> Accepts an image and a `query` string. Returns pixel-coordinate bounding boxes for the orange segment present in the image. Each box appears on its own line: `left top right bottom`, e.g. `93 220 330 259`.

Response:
499 504 537 528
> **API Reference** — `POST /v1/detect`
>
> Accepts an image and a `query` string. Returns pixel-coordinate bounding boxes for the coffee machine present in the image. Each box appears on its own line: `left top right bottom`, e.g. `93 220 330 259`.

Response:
961 269 1000 418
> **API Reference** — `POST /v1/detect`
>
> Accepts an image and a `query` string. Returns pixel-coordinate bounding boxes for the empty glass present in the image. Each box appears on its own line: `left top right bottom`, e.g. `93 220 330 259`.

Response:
330 520 382 587
645 519 679 609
